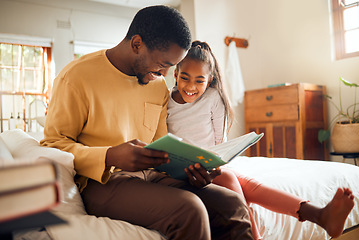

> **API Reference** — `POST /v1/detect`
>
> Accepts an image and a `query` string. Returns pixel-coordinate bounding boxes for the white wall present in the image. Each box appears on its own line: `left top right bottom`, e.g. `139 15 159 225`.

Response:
191 0 359 160
0 0 135 75
192 0 252 139
179 0 196 40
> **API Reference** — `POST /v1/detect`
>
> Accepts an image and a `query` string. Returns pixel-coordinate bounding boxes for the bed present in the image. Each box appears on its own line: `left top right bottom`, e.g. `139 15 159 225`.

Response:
1 129 358 240
226 157 359 239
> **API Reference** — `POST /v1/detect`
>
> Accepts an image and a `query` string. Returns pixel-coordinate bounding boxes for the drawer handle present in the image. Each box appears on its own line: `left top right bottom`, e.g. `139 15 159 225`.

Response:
266 112 273 117
266 95 273 101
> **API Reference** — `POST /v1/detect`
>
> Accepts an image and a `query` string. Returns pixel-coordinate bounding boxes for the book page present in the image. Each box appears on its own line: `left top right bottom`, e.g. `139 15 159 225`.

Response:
208 132 263 162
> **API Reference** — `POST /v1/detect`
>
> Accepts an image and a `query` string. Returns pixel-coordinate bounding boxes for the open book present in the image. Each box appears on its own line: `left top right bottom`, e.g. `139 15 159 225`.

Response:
145 132 264 180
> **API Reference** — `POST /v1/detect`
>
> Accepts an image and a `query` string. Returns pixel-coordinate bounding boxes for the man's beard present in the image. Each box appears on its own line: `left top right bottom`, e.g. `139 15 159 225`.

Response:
136 73 148 85
134 57 149 85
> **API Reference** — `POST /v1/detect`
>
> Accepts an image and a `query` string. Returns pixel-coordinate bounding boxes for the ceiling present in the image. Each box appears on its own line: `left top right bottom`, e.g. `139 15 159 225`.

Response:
89 0 181 8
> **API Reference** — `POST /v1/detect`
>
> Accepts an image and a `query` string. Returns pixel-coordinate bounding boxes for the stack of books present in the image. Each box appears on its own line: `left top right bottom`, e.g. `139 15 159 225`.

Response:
0 160 64 234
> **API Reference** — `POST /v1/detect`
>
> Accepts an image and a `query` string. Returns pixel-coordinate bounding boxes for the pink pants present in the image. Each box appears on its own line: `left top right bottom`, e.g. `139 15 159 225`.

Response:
213 168 306 240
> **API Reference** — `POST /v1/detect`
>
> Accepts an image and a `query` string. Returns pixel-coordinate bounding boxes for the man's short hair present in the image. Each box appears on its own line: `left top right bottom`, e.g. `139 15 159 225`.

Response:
125 5 192 51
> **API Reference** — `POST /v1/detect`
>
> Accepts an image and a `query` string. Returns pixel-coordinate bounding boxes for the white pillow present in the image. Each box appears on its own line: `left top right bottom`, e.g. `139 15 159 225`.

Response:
0 129 86 215
0 136 14 164
0 129 74 170
35 116 46 127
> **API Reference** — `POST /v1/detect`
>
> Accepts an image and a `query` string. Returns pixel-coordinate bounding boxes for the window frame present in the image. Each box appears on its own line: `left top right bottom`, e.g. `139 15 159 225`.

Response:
332 0 359 59
0 42 52 132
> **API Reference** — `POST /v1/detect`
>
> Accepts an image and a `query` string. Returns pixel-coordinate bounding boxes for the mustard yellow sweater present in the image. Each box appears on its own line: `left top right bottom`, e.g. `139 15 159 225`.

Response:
41 50 169 191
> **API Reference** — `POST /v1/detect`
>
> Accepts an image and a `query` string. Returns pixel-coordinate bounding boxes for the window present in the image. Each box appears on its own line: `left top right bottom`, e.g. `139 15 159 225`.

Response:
332 0 359 59
0 42 51 132
73 40 115 59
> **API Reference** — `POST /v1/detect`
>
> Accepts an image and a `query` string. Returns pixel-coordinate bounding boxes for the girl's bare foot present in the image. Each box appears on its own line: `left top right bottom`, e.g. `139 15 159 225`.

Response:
319 188 355 238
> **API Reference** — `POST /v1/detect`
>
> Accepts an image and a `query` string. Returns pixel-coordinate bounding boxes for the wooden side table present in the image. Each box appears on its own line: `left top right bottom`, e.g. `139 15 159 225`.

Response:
330 152 359 166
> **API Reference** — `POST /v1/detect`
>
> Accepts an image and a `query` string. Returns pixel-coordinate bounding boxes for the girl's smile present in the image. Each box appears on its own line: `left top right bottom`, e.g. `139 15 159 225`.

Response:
184 91 197 96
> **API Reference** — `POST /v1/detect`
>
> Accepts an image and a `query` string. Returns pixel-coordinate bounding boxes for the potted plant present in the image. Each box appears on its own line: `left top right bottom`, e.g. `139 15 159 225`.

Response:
318 77 359 153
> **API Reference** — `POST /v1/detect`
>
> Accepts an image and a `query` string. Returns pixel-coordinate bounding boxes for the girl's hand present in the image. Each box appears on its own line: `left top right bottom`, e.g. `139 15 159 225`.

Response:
184 163 221 188
105 139 169 171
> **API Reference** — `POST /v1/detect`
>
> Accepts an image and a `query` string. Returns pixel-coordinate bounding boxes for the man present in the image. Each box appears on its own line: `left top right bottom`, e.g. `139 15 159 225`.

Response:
41 5 253 240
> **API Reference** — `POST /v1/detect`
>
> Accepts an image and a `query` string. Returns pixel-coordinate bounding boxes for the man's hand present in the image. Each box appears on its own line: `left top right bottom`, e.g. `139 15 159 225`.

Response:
105 139 169 171
184 163 221 188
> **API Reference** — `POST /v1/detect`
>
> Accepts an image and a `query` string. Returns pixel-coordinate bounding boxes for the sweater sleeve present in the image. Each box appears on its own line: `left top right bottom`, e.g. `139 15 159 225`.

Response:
41 76 110 184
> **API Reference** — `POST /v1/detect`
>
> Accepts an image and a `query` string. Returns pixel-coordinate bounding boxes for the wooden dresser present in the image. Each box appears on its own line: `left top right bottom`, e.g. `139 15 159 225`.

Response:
244 83 329 160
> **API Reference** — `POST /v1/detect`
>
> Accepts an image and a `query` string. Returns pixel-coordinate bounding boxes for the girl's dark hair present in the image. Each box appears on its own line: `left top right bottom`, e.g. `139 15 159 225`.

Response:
177 40 234 134
125 5 192 51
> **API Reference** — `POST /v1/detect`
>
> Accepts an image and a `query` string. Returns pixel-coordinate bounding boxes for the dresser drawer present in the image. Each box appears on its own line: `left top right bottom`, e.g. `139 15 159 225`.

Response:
245 104 299 122
245 87 298 108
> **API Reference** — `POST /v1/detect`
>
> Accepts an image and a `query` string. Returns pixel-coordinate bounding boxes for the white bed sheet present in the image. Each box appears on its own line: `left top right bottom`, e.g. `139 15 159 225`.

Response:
226 156 359 240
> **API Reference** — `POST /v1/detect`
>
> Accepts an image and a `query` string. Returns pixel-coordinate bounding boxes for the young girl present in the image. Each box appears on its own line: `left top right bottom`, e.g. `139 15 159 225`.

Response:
167 40 355 239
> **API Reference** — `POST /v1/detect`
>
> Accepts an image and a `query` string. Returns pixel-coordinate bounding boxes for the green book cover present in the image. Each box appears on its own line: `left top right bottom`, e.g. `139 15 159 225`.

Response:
145 132 263 180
